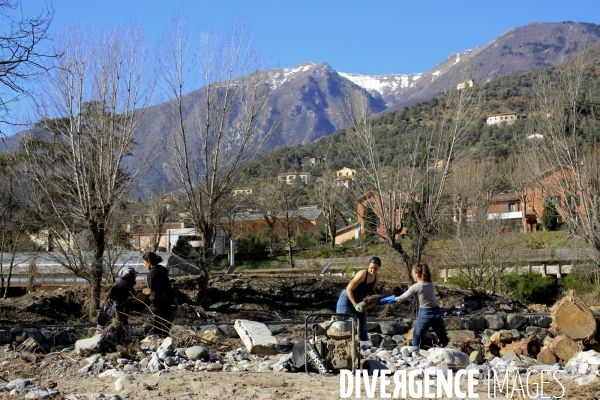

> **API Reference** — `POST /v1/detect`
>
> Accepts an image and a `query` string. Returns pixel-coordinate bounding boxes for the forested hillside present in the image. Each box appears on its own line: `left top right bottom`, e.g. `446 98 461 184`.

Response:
246 60 600 178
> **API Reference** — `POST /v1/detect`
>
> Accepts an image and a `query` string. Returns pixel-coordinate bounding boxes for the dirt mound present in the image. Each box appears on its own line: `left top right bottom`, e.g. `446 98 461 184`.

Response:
0 274 528 327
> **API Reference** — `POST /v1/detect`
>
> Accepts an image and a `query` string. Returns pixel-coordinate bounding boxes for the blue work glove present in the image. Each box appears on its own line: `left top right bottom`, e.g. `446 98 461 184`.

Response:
377 295 396 306
354 304 363 313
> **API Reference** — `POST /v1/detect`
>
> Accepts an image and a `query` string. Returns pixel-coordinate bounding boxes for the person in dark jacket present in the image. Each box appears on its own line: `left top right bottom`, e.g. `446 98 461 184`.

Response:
336 256 381 343
96 266 139 332
143 251 179 337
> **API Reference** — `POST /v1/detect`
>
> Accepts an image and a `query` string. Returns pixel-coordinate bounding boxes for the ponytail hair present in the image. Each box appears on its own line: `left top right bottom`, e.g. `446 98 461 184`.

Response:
413 264 431 282
143 251 163 266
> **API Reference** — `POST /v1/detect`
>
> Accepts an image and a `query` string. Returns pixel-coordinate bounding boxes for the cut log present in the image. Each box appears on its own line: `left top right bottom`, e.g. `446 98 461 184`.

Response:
512 336 541 357
550 292 596 340
484 341 501 357
551 336 580 361
537 348 558 365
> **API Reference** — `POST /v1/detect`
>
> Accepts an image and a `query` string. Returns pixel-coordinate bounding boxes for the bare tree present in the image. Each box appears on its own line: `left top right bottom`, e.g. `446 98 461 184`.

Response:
529 50 600 269
145 189 173 252
0 0 54 133
313 173 346 247
159 18 277 288
450 159 500 237
343 62 483 282
253 179 281 253
0 152 37 297
22 25 154 318
455 210 517 292
449 159 515 291
273 181 299 268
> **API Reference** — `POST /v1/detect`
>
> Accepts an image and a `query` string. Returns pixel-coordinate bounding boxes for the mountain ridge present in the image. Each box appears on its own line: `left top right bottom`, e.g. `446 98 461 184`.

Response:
3 21 600 192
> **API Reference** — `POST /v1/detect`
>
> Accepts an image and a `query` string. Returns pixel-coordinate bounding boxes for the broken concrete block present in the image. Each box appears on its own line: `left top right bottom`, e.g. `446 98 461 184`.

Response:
234 319 277 355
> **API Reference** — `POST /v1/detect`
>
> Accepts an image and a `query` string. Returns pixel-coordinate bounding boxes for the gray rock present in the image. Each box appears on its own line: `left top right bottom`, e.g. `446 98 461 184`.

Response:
378 322 397 335
9 327 22 335
505 314 527 329
367 333 382 347
366 322 380 332
480 329 496 341
75 335 110 356
447 330 476 343
148 354 163 373
218 324 239 338
15 328 43 344
484 315 505 330
391 334 406 345
164 356 177 367
0 330 11 344
528 315 552 328
52 330 73 346
444 317 463 331
267 325 284 335
525 326 547 338
158 337 174 351
123 364 137 372
185 346 209 361
464 316 486 331
25 389 59 399
6 379 35 391
207 363 223 371
380 336 396 348
115 376 132 392
501 350 522 363
500 329 522 340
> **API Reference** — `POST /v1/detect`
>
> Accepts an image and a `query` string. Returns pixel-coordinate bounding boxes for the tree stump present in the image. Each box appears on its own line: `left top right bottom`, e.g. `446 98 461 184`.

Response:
512 336 541 357
551 292 596 340
537 348 558 365
551 336 580 361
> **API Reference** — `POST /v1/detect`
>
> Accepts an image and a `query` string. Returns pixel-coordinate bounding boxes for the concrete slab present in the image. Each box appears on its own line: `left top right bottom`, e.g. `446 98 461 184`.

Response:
234 319 277 354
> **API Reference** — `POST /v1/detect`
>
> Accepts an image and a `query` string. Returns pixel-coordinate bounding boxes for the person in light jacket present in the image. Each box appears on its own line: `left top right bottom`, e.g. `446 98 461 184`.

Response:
395 263 449 349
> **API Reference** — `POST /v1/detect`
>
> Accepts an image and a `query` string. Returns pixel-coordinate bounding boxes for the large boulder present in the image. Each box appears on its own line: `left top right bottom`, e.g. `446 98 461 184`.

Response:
505 314 527 329
185 346 209 361
427 348 470 367
464 317 486 331
484 315 505 330
447 330 476 343
528 315 552 328
75 334 114 356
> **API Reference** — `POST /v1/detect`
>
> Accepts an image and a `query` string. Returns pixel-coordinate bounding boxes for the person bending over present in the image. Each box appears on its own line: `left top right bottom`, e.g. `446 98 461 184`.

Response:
395 263 449 349
336 256 381 343
97 266 140 333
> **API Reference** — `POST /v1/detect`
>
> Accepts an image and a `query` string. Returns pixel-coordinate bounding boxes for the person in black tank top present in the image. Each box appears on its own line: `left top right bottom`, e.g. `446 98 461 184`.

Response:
336 256 381 342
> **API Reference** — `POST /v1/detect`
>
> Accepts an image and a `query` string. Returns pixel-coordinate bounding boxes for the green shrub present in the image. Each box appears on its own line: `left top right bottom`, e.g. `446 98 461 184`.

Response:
236 233 270 259
294 232 317 250
503 272 557 304
559 268 598 298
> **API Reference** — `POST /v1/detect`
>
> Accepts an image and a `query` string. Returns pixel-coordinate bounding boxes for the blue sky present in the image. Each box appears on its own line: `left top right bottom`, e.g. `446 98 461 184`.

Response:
26 0 600 76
